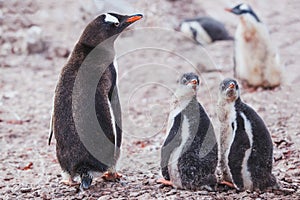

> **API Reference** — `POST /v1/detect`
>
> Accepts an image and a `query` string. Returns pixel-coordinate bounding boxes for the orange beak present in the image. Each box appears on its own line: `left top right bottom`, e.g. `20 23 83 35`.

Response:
229 82 235 89
225 8 232 12
126 14 143 23
191 79 198 85
187 79 198 86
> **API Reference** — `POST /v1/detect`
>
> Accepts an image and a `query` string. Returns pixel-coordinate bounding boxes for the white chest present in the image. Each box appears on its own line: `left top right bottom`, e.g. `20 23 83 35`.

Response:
168 115 190 188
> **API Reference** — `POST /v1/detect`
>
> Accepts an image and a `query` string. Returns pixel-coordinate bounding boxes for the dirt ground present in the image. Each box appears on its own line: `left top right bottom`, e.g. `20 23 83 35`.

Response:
0 0 300 199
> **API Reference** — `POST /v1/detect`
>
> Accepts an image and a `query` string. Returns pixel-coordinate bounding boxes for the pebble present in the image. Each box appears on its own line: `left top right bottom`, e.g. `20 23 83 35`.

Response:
129 191 141 197
26 26 46 54
20 187 32 193
53 46 70 58
98 195 110 200
166 189 177 196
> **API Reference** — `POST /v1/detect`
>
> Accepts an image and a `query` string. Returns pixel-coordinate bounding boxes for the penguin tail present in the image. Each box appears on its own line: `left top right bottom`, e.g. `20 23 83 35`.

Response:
80 171 93 189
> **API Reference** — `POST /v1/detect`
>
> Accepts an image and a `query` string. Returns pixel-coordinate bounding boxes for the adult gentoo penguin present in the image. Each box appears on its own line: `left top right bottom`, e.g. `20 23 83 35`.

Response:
48 13 143 189
226 4 284 88
216 78 277 191
158 73 218 190
178 16 233 45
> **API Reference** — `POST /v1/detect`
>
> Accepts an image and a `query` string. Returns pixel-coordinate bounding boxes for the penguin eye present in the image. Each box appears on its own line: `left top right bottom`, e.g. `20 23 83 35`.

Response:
114 22 120 27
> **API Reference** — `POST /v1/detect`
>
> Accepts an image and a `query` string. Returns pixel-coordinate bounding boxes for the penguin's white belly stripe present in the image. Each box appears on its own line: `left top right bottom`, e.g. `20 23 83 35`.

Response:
180 22 194 38
224 103 237 183
164 99 190 144
240 112 253 190
164 115 174 145
168 115 190 188
113 58 119 83
227 121 237 184
107 97 118 152
189 22 212 44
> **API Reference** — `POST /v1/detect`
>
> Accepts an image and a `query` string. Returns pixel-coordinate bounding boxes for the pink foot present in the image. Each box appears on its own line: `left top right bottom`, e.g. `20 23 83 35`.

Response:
102 171 122 181
220 180 235 188
157 178 173 186
60 178 79 186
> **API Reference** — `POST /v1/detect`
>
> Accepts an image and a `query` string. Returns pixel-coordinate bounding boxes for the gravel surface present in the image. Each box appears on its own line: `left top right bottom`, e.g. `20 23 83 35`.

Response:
1 0 300 199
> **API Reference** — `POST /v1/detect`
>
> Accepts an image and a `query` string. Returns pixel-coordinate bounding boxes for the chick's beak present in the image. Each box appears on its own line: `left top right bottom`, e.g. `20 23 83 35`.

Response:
228 82 235 89
190 79 198 85
126 14 143 23
187 79 198 90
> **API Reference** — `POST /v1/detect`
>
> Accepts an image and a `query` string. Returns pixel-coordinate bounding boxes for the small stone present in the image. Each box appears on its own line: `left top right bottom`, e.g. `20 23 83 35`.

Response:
33 191 39 197
20 187 32 193
281 188 295 194
165 189 177 196
112 192 119 198
26 26 46 54
54 46 70 58
142 179 149 185
98 195 110 200
3 175 14 181
138 192 151 199
130 191 140 197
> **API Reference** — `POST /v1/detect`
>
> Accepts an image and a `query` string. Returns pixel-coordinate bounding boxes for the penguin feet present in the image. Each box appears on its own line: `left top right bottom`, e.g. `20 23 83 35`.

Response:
60 178 80 186
157 178 173 187
101 171 122 181
219 180 235 188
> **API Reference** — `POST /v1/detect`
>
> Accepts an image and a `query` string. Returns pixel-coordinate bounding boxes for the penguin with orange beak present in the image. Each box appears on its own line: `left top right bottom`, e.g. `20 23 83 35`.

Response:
217 78 277 191
48 13 143 189
159 72 218 190
225 4 284 89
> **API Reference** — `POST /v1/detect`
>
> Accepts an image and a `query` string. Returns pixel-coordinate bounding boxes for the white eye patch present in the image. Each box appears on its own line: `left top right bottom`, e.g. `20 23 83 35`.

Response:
240 4 250 11
104 13 119 23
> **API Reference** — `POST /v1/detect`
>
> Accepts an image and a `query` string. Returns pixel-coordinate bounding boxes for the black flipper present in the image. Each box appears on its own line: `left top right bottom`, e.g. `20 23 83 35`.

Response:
161 113 182 180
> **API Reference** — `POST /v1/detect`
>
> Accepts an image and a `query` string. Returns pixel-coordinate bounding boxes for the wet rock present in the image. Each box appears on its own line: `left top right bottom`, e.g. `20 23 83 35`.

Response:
20 187 32 193
98 195 110 200
165 189 177 196
129 191 141 197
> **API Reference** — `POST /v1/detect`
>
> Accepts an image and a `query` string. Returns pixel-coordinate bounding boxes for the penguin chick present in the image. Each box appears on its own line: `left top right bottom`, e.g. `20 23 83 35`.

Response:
216 78 277 191
226 4 284 89
178 17 233 45
48 13 143 189
159 72 218 190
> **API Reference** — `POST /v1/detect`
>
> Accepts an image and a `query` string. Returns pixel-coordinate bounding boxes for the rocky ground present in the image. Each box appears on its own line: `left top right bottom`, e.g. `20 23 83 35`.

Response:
0 0 300 199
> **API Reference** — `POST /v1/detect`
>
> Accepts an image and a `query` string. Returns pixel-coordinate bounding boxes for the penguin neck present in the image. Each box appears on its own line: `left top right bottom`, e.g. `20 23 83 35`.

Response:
241 12 261 26
248 10 261 22
172 87 197 110
234 97 243 107
73 43 94 58
65 41 116 73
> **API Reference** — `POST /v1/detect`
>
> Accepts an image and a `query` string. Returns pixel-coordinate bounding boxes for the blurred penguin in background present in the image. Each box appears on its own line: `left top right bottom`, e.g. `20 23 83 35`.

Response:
226 3 284 89
178 16 233 45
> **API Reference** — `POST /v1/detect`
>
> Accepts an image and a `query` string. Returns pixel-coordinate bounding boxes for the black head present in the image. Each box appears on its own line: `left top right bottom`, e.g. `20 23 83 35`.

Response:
219 78 240 102
79 13 143 47
179 72 200 91
225 3 260 22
